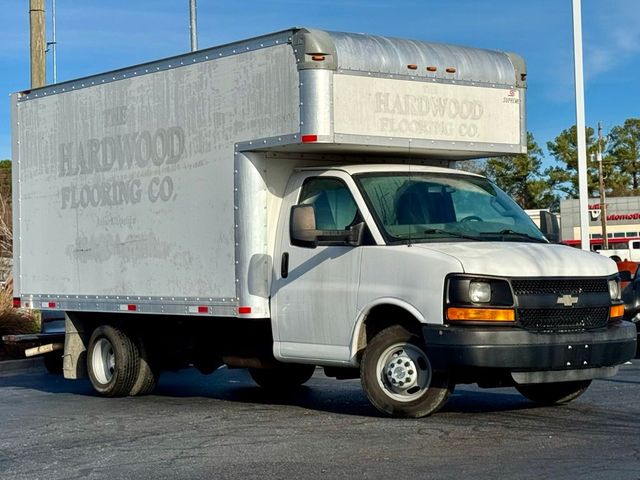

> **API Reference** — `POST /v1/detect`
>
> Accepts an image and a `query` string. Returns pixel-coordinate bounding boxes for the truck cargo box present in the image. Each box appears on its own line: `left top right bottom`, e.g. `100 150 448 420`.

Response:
12 27 527 317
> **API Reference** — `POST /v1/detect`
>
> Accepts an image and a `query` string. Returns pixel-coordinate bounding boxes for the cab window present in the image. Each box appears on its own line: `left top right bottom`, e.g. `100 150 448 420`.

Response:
299 177 358 230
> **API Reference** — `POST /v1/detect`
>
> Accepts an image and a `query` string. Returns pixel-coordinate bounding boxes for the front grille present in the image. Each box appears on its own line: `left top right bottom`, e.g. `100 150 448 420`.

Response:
517 306 609 332
511 279 608 296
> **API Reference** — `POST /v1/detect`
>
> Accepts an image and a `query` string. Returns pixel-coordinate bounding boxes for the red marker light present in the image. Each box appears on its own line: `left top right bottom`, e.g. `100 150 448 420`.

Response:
128 304 137 311
198 306 209 313
301 135 318 143
238 306 252 314
48 302 57 308
13 297 20 308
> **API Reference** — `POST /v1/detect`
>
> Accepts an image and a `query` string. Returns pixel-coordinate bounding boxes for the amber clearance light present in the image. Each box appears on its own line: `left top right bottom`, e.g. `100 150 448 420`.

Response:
609 304 624 318
447 307 515 322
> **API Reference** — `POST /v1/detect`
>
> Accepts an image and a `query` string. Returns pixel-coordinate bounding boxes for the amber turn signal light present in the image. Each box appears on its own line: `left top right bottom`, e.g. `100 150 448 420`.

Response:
447 307 515 322
609 304 624 318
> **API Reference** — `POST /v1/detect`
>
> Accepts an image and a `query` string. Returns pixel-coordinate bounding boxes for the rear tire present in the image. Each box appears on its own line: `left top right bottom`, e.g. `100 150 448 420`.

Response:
516 380 592 405
87 325 139 397
360 325 452 418
129 335 159 396
249 363 315 390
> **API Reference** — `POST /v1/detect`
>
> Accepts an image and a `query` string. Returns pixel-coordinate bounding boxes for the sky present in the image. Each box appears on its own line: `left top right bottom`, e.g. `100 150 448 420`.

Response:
1 0 639 167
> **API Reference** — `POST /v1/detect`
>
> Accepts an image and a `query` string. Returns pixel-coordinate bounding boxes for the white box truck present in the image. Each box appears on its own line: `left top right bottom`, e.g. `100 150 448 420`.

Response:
10 28 636 417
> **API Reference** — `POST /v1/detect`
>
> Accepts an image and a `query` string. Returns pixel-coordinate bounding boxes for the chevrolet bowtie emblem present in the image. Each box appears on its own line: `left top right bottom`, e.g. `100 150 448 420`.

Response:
557 294 579 307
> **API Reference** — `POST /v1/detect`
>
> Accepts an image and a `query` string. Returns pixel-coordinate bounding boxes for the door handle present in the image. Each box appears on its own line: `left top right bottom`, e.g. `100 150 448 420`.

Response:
281 252 289 278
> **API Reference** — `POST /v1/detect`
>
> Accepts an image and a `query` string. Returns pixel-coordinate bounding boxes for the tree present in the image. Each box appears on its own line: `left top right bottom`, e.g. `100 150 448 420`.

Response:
544 125 629 198
608 118 640 193
0 160 10 202
483 132 556 209
545 126 598 198
0 160 11 257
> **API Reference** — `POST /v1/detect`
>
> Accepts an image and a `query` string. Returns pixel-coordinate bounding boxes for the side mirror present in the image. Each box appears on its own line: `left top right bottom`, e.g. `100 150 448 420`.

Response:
291 205 319 248
290 204 364 248
539 210 560 243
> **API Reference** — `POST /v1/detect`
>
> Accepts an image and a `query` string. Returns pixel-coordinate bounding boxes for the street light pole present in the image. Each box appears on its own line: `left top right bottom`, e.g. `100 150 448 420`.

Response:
597 122 608 249
572 0 590 251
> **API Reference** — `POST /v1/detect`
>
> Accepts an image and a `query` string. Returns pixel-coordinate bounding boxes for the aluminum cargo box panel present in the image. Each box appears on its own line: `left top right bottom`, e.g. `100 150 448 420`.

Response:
327 31 518 86
15 44 299 300
333 74 522 147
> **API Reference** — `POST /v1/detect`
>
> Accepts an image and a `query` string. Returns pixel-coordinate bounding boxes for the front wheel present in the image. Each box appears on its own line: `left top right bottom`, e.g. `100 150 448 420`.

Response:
515 380 592 405
360 325 452 418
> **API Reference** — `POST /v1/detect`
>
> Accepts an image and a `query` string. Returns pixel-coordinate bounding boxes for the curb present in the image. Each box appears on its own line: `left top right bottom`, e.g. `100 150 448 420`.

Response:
0 357 44 376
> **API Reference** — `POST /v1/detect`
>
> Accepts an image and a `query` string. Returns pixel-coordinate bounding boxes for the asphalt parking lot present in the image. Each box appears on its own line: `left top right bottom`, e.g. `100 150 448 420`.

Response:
1 359 639 480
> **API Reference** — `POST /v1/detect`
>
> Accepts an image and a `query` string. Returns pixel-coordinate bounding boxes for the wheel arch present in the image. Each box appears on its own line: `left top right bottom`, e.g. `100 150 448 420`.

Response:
350 299 426 363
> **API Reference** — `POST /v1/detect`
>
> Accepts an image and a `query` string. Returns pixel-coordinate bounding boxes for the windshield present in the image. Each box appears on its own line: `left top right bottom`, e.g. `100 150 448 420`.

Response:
355 172 547 244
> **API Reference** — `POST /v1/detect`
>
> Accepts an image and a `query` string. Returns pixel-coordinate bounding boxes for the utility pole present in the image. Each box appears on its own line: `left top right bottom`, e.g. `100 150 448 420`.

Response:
30 0 46 88
597 122 608 249
50 0 57 84
189 0 198 52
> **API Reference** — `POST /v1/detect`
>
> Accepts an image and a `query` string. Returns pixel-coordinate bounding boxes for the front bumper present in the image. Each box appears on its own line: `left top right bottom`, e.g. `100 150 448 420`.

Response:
423 320 637 371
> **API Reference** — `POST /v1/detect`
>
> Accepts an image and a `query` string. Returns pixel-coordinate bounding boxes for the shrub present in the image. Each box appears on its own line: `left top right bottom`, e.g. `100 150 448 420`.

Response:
0 275 39 360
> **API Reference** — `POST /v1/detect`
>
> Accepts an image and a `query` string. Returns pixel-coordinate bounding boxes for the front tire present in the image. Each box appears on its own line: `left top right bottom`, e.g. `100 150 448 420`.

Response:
249 363 315 390
87 325 140 397
516 380 592 405
361 325 452 418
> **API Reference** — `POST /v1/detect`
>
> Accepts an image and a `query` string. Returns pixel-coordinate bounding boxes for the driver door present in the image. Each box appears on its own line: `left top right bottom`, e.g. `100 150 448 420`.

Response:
272 173 363 364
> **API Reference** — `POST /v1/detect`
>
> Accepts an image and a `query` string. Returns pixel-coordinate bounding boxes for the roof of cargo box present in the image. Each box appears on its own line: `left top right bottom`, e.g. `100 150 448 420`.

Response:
294 28 525 88
17 27 524 101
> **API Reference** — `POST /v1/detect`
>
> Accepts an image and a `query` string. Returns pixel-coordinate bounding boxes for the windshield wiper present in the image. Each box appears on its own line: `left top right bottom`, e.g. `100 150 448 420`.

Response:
423 228 480 241
478 229 548 243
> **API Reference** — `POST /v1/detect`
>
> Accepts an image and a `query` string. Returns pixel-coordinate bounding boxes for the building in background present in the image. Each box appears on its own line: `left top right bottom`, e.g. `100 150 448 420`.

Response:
561 197 640 249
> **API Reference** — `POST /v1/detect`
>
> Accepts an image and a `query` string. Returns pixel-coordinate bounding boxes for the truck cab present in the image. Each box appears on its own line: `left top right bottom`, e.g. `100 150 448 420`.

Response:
271 164 635 416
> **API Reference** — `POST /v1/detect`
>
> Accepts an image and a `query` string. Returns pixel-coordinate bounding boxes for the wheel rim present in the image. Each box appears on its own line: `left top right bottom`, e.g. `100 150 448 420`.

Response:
92 338 115 385
376 342 432 402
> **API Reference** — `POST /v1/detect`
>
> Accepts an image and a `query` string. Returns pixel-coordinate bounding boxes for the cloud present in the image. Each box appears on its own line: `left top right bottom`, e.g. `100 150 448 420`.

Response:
584 1 640 79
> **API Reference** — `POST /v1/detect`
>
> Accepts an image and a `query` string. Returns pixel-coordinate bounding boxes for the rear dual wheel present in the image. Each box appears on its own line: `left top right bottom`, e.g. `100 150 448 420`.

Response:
249 363 316 390
361 325 453 418
43 352 63 375
87 325 158 397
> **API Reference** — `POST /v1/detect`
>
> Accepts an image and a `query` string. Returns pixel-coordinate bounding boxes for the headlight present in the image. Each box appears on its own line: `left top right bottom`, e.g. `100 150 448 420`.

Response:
447 276 513 306
469 281 492 303
608 278 621 301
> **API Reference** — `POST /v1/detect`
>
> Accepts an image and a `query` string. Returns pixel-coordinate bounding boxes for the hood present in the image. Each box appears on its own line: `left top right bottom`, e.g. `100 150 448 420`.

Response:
413 242 617 278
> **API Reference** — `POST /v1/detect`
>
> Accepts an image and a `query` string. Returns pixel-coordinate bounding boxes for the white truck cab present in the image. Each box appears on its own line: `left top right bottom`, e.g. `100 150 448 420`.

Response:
270 164 634 416
11 28 636 417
